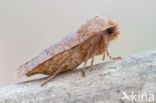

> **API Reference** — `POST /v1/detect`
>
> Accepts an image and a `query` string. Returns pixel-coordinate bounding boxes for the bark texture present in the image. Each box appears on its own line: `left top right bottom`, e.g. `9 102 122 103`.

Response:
0 50 156 103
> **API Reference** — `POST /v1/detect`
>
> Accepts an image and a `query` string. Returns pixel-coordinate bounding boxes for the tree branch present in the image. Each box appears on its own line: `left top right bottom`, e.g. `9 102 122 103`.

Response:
0 50 156 103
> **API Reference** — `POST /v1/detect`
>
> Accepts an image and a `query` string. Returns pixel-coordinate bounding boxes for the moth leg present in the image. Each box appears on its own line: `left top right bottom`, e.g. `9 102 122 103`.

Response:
41 67 63 87
81 60 87 77
102 52 105 60
106 48 122 60
90 39 99 66
41 53 71 86
91 56 94 66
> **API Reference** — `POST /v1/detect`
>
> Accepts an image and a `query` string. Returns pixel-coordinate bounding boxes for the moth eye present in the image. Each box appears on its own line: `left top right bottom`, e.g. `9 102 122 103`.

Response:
107 27 114 34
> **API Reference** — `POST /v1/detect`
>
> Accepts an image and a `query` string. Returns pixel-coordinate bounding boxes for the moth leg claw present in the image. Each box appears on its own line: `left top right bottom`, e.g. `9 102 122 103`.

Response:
82 70 85 77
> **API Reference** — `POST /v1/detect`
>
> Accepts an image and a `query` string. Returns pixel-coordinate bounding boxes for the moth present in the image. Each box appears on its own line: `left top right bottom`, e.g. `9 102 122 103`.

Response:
16 16 121 86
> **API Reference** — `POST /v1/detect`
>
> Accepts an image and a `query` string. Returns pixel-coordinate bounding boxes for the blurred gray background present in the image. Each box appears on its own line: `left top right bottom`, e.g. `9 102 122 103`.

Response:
0 0 155 87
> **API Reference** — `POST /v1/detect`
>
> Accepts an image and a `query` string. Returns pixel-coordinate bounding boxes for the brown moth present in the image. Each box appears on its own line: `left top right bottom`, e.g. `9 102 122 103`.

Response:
16 16 121 86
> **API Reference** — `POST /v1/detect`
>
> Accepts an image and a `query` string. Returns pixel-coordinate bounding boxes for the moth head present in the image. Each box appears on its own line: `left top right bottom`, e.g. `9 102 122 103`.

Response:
102 19 120 41
104 26 119 41
76 16 120 41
